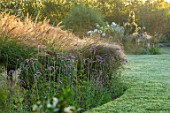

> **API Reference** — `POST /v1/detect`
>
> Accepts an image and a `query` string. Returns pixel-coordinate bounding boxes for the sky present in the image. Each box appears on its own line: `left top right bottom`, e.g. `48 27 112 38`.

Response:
165 0 170 2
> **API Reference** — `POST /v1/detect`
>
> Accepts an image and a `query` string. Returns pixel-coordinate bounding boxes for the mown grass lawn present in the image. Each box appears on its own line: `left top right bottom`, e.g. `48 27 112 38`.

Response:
86 47 170 113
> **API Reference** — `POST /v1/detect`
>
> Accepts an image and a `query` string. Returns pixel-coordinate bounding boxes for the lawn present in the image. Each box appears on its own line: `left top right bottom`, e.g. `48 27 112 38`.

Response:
86 47 170 113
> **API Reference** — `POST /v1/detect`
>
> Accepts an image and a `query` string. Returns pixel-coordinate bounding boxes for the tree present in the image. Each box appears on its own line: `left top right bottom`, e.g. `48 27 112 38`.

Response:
124 11 138 35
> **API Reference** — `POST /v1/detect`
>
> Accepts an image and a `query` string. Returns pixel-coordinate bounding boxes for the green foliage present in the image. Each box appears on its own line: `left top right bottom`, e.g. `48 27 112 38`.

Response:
124 43 161 55
0 0 71 24
0 5 126 112
148 46 161 55
122 11 161 55
0 65 5 73
63 4 105 32
33 89 81 113
87 22 125 43
95 0 129 24
0 36 36 70
0 40 125 112
1 0 170 39
0 76 8 112
16 48 125 111
161 29 170 42
0 70 25 113
40 0 76 25
0 0 41 19
124 11 138 35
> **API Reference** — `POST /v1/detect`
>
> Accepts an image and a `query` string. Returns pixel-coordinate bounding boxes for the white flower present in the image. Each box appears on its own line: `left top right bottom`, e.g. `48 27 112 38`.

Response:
102 33 106 37
39 105 43 109
104 27 108 30
87 31 94 36
94 29 98 33
64 106 76 113
32 105 38 111
87 31 92 34
111 22 116 27
47 103 52 108
96 23 99 27
97 30 102 34
115 27 120 32
52 97 59 107
54 108 60 112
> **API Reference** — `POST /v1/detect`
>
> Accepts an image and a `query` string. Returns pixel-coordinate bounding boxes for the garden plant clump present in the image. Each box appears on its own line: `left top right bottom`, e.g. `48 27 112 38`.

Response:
1 0 169 113
87 11 160 55
0 13 126 112
63 3 105 36
87 22 124 42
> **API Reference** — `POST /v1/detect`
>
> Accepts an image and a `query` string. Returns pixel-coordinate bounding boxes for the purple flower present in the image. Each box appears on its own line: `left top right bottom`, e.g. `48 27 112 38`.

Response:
67 65 72 69
98 81 103 90
99 70 103 75
36 70 41 75
56 66 59 69
90 46 97 51
106 79 110 84
96 55 104 62
21 86 25 90
47 66 53 71
70 55 75 59
8 70 15 75
44 93 47 98
34 74 37 76
18 79 25 83
17 58 23 61
61 57 65 61
116 48 120 51
55 53 60 56
96 77 103 90
30 58 34 61
74 44 78 46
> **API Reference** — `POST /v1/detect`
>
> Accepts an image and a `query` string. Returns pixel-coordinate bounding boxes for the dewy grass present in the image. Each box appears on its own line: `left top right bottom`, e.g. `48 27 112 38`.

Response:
86 47 170 113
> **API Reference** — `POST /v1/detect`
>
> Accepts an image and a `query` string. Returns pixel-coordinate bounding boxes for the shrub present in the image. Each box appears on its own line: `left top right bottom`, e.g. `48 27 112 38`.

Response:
121 11 161 55
79 43 125 79
0 36 36 72
124 44 161 55
124 11 138 35
40 0 76 25
148 46 161 55
0 0 41 19
0 14 126 112
17 48 126 111
0 75 8 112
32 89 81 113
161 29 170 43
63 4 105 33
87 22 125 43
